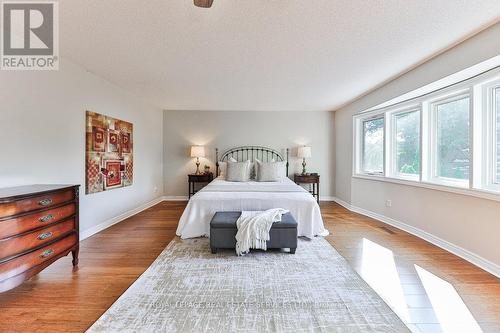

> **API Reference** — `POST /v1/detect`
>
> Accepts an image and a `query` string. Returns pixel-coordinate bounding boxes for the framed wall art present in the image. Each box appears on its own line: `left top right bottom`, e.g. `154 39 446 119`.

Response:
85 111 133 194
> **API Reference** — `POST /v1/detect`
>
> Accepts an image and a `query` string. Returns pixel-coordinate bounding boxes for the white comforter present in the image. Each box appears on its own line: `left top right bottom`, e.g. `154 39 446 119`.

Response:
176 177 329 239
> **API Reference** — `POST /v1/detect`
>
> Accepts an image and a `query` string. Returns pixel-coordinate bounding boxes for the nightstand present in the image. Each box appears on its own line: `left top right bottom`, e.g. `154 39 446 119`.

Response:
188 173 213 198
294 174 320 204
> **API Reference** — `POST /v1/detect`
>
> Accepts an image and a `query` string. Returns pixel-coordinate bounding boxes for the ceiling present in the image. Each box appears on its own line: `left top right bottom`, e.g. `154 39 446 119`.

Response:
60 1 500 111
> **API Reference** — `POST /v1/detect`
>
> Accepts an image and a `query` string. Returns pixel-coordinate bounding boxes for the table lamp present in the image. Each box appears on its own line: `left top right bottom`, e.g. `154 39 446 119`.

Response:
297 146 311 175
190 145 205 175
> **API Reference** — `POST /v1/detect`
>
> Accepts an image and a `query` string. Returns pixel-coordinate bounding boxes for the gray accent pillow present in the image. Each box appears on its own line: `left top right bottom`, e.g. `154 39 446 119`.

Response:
219 157 237 178
226 160 251 182
256 160 286 182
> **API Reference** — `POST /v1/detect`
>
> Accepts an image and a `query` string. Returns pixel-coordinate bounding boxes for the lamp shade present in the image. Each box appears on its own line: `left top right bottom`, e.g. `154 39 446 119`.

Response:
297 146 311 158
190 145 205 158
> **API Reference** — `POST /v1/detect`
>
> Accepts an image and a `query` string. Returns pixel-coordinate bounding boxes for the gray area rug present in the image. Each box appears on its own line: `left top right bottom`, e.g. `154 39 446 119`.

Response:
87 238 409 333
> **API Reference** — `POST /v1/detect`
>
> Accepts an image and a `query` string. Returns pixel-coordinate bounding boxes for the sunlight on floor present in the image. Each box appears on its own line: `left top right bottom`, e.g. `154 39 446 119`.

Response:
360 238 484 333
415 265 483 333
360 238 410 322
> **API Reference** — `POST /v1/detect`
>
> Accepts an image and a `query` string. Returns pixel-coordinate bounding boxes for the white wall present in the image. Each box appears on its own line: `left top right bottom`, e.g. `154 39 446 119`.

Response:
334 23 500 272
163 110 335 197
0 59 164 237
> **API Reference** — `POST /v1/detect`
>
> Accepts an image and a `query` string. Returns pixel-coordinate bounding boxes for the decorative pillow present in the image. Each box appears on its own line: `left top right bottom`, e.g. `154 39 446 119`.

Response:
256 160 286 182
254 158 275 179
226 160 251 182
249 161 256 179
219 157 237 177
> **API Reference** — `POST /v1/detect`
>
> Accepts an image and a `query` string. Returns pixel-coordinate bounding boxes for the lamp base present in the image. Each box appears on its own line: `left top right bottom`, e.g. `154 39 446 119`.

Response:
301 158 307 175
195 158 202 175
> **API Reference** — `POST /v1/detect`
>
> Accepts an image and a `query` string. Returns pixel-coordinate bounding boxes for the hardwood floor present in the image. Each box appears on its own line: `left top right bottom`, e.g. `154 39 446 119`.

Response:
0 201 498 332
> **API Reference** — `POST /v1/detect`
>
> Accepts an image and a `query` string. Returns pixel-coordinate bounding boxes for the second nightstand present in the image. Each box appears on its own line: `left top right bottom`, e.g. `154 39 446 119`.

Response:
294 174 320 204
188 173 213 199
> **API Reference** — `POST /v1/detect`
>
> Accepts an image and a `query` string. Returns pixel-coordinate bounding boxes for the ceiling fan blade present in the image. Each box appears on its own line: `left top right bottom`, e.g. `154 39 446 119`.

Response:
194 0 214 8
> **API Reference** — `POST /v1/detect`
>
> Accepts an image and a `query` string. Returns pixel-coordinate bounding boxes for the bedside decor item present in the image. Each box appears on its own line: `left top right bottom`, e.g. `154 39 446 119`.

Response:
294 173 320 204
297 146 312 175
190 146 205 175
86 111 133 194
0 184 80 293
204 165 210 174
188 173 213 198
194 0 214 8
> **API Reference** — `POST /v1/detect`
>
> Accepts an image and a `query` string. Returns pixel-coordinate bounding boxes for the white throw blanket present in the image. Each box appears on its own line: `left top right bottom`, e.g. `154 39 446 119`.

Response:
235 208 289 256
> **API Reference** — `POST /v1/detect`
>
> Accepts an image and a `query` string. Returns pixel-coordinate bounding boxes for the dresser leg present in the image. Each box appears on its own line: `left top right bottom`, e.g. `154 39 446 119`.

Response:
72 247 79 267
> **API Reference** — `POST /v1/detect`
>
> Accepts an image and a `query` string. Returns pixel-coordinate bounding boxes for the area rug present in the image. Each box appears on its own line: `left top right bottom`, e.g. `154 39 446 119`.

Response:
87 238 409 333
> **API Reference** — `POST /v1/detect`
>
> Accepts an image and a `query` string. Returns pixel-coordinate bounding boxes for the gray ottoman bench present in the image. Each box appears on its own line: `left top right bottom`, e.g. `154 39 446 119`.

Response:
210 211 298 254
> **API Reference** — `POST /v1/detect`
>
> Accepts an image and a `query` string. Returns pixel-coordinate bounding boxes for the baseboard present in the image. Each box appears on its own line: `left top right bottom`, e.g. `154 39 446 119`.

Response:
79 196 164 241
331 197 500 278
162 195 188 201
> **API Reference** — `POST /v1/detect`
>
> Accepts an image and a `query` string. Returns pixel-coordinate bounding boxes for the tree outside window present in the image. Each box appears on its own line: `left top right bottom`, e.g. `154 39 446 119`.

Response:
362 117 384 173
395 111 420 175
436 97 470 180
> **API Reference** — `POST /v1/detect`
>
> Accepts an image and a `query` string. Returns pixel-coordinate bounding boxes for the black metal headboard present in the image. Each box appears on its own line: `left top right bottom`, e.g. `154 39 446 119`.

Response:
216 146 289 177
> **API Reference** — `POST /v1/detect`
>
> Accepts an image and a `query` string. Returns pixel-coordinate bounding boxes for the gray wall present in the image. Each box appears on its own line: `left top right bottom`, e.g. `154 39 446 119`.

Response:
334 23 500 268
163 110 335 198
0 59 164 237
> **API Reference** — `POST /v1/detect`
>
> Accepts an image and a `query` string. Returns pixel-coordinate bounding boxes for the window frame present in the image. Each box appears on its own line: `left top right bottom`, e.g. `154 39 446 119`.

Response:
481 79 500 191
388 106 421 181
360 114 386 176
494 86 500 185
352 65 500 201
427 90 472 188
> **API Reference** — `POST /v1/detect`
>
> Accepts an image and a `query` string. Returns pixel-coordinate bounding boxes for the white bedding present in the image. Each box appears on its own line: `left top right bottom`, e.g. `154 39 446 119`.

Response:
176 177 329 239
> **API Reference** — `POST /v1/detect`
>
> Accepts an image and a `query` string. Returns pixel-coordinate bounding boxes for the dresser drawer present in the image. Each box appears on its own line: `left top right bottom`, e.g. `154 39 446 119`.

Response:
0 233 77 281
0 203 76 239
0 189 75 219
0 219 76 260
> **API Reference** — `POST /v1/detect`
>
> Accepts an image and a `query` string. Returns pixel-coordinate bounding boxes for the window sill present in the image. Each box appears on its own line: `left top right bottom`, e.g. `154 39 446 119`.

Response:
352 174 500 203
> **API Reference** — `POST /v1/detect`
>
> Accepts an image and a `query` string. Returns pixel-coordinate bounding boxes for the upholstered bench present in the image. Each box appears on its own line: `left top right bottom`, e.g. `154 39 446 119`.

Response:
209 211 298 254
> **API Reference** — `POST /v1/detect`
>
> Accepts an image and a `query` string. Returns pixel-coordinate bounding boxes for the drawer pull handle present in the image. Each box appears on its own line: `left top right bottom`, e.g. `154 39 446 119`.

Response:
39 214 54 223
37 232 53 240
39 198 53 206
40 249 54 258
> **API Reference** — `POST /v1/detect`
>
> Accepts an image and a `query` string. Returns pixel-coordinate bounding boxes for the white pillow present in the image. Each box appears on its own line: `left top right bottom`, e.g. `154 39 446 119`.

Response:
254 158 275 179
219 157 237 177
256 160 286 182
226 160 251 182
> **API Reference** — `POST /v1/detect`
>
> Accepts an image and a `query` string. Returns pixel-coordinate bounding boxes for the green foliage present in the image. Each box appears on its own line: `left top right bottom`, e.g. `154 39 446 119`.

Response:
396 111 420 175
363 118 384 173
436 97 470 180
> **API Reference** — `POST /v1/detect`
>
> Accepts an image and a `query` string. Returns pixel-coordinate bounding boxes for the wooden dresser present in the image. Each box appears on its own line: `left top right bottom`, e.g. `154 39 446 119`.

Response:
0 185 80 293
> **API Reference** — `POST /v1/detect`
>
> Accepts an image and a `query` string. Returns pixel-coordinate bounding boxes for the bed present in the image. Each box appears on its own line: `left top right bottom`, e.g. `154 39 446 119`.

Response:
176 146 329 239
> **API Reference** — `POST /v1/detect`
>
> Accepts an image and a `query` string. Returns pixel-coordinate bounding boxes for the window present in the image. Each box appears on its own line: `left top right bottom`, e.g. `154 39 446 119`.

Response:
394 110 420 177
353 65 500 199
495 87 500 183
433 95 470 182
362 117 384 174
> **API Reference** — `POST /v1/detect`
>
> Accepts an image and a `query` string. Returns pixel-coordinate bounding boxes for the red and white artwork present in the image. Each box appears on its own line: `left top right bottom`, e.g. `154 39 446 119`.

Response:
85 111 133 194
104 160 122 189
107 130 120 153
92 127 105 152
121 133 131 153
